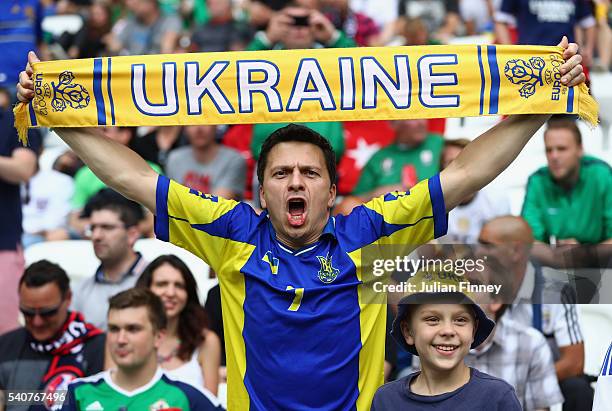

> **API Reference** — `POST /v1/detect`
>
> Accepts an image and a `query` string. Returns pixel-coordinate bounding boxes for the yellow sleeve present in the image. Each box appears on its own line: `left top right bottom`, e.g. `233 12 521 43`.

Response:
155 175 252 271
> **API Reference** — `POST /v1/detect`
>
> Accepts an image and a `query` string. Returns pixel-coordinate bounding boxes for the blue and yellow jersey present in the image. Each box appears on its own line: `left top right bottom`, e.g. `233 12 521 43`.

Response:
155 174 447 410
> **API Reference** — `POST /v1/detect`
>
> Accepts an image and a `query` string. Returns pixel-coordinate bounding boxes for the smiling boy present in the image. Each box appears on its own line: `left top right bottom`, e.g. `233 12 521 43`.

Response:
371 272 521 410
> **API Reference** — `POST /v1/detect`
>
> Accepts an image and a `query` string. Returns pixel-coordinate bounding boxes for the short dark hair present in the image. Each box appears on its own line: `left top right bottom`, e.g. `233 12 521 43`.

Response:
545 118 582 145
20 260 70 297
108 288 167 331
136 255 209 361
82 188 144 226
256 124 337 187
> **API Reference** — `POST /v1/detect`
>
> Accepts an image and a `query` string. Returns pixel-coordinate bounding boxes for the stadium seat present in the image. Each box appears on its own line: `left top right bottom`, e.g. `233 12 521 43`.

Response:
24 239 216 304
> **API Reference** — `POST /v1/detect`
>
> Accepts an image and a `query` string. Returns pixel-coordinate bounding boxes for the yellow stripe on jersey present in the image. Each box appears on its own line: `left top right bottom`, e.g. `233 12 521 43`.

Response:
163 179 239 269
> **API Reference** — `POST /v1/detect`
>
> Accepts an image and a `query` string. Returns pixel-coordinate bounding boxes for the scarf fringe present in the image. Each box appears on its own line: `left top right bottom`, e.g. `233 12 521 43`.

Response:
13 102 30 146
577 84 599 127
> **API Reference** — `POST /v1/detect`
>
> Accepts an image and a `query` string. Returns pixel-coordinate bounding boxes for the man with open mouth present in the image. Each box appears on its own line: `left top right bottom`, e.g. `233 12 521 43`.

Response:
16 37 586 410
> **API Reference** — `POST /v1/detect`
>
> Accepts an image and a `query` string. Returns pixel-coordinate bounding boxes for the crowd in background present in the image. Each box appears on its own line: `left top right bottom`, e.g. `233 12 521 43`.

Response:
0 0 611 410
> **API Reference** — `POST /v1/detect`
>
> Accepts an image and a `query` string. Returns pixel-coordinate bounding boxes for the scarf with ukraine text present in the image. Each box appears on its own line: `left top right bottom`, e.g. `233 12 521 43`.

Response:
14 44 598 143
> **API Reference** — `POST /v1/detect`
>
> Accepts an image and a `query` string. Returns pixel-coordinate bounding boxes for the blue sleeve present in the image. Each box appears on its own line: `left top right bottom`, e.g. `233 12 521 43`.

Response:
497 387 522 410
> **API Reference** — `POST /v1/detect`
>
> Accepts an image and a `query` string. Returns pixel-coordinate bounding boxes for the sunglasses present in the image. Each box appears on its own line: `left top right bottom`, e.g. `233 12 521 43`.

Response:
19 301 63 318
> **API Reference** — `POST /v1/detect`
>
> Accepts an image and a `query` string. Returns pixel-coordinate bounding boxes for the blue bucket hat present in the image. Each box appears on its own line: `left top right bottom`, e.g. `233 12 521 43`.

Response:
390 271 496 356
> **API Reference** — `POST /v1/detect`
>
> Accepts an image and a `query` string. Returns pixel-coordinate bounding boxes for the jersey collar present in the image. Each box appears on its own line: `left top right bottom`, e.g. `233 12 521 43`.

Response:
104 366 164 397
269 216 337 256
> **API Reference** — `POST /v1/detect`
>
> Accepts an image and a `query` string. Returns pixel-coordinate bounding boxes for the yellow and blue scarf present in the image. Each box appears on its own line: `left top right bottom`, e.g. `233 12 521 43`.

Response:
14 44 598 144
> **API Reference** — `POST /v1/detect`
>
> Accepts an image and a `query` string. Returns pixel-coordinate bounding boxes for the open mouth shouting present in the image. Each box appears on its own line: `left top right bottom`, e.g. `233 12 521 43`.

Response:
287 197 307 227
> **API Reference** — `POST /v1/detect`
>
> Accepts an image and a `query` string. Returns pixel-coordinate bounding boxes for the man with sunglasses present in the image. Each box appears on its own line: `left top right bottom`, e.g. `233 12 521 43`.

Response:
0 260 106 411
70 189 149 330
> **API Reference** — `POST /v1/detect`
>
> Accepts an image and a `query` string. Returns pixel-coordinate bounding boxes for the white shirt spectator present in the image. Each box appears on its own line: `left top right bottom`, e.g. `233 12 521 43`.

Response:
351 0 399 26
22 169 74 238
466 316 564 410
440 187 510 244
505 263 583 357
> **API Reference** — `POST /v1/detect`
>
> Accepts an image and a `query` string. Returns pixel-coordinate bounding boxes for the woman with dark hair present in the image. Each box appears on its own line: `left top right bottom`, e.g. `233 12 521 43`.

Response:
136 255 221 395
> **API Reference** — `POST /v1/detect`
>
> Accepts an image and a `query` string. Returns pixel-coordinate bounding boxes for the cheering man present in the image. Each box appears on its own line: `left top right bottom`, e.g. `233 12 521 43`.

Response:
17 38 586 410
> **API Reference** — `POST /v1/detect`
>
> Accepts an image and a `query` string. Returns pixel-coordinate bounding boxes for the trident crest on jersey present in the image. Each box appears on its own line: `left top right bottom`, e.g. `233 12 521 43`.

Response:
316 254 339 284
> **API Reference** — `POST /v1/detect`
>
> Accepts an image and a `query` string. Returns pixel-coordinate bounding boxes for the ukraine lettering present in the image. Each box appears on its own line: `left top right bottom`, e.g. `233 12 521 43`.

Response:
131 54 459 116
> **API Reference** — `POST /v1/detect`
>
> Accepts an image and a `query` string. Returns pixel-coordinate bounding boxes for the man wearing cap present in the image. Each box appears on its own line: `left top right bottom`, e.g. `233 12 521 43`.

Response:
372 271 521 410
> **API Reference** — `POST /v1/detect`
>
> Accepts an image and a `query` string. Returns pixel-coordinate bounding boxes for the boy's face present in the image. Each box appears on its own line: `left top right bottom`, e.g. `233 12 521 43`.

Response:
401 304 476 372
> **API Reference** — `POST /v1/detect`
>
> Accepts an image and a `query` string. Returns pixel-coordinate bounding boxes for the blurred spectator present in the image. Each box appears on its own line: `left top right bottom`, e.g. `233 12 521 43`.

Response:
521 119 611 248
22 148 74 248
65 1 113 58
70 189 149 330
166 125 247 200
0 261 106 411
62 288 222 411
320 0 381 46
495 0 596 65
182 0 212 27
477 216 593 411
438 138 510 243
459 0 494 35
397 0 462 43
399 16 438 44
351 0 399 28
137 255 222 395
246 3 356 50
107 0 182 55
222 124 257 200
465 259 564 411
129 126 184 171
52 149 83 178
0 89 41 334
190 0 251 52
69 127 161 237
246 0 300 30
593 0 611 71
352 119 442 200
0 0 46 95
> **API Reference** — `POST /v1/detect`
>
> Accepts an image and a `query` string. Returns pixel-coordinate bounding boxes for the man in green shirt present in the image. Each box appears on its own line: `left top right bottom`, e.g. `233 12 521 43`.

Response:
353 119 443 199
521 119 611 246
61 288 221 411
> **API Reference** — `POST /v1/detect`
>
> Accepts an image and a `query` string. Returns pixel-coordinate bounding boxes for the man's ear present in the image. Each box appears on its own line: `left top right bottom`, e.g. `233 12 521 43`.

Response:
127 225 141 246
154 328 165 350
401 320 414 346
327 183 337 209
259 184 267 209
64 289 73 306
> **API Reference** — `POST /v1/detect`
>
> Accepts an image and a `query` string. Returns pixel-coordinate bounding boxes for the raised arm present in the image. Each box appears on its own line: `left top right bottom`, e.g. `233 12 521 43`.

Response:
17 52 158 213
440 37 585 212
